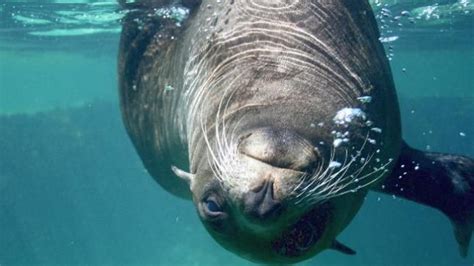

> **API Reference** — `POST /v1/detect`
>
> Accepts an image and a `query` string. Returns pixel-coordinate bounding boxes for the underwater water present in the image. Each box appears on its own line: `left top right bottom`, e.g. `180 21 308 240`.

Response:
0 0 473 265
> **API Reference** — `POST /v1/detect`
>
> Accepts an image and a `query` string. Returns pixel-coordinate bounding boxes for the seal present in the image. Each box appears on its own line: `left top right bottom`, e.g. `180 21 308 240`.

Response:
118 0 474 263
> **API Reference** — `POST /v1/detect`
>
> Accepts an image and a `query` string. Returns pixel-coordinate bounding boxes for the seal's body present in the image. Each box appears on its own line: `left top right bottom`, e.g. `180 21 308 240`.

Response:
118 0 473 263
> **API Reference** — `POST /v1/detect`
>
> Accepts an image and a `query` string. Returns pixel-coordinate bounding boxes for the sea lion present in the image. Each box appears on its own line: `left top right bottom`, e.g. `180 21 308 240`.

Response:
117 0 473 263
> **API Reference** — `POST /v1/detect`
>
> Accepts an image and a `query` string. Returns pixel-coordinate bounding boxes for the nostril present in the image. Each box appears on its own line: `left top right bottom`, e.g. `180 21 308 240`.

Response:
244 179 283 221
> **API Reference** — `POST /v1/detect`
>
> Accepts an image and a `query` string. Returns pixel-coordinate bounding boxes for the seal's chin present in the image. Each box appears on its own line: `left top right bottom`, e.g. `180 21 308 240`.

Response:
272 202 331 258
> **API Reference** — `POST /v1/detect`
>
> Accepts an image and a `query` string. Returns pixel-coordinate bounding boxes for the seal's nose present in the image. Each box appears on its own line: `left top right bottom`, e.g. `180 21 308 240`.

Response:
243 179 283 221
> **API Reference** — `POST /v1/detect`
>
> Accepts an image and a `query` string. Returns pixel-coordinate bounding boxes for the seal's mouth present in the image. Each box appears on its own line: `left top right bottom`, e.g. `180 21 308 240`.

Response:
271 203 331 257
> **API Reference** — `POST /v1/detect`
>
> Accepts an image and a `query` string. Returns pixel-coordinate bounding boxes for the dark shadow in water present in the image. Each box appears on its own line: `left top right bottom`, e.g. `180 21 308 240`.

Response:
0 102 196 265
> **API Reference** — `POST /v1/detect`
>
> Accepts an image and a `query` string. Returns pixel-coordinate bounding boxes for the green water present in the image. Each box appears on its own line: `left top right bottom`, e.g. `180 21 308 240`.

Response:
1 1 473 265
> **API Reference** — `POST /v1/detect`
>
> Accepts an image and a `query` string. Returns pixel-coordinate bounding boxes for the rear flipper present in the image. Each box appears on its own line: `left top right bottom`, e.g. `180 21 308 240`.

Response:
375 141 474 257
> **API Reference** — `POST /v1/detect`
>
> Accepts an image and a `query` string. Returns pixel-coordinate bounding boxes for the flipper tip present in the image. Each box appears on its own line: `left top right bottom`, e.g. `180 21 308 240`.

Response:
453 220 472 258
331 240 356 255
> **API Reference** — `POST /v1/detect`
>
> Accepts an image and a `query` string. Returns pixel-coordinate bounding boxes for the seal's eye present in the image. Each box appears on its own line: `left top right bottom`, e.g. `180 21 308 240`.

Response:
203 197 224 217
206 199 221 212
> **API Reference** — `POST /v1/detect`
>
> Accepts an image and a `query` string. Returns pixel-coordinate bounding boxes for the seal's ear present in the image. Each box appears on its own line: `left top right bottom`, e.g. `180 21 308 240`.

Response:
171 165 195 187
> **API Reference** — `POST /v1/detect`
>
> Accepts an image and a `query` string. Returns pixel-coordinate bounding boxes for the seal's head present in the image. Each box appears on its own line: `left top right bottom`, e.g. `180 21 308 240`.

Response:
118 0 401 263
174 123 389 263
162 0 399 263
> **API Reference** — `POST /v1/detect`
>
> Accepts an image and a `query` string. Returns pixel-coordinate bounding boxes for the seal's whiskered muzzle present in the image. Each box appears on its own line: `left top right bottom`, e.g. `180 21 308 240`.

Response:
237 127 318 172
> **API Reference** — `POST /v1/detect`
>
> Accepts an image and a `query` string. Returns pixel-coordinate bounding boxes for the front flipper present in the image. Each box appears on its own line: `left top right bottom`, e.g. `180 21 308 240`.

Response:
375 141 474 257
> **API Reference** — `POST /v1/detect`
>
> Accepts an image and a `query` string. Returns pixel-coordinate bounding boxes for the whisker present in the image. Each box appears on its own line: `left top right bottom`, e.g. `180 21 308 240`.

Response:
295 130 392 206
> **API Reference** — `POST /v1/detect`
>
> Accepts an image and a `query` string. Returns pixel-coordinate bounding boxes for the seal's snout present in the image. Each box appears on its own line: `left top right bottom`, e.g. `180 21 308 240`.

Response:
243 179 283 222
238 127 318 172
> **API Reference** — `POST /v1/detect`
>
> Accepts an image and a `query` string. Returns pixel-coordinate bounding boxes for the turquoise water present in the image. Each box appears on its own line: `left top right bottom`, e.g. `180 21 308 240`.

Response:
0 1 473 265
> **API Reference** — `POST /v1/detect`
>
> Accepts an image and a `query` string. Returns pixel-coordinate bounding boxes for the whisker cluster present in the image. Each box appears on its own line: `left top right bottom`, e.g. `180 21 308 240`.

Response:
294 133 392 206
197 73 250 192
